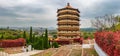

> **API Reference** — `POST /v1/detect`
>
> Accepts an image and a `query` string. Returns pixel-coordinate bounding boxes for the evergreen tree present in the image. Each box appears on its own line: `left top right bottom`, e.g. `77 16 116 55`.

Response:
33 37 44 50
0 33 4 39
30 27 33 43
39 38 44 50
41 34 44 48
33 34 35 43
23 31 26 39
52 42 59 48
44 29 49 49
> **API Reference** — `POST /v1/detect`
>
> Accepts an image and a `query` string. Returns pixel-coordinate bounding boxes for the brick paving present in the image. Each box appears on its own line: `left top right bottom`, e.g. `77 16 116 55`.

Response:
52 45 72 56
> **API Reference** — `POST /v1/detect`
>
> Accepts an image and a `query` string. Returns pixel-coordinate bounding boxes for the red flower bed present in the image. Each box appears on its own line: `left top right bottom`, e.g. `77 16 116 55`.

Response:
73 38 83 44
95 31 120 56
51 38 83 45
55 40 70 45
0 38 26 48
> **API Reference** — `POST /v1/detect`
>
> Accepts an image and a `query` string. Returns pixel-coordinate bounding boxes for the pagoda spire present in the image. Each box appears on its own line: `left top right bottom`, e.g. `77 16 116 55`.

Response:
67 3 70 6
65 3 72 8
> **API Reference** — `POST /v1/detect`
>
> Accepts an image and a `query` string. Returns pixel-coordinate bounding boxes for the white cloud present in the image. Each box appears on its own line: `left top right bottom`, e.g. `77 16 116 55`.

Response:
0 0 120 28
16 17 33 21
80 18 92 28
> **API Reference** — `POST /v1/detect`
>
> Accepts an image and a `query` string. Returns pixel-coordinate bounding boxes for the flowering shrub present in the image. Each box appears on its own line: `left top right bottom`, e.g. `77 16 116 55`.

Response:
55 40 70 45
0 38 26 48
51 38 83 45
73 38 83 44
95 31 120 56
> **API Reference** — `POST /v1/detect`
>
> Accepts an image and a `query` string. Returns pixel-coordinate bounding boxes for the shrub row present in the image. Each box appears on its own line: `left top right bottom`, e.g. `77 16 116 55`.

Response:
0 38 26 48
95 31 120 56
73 38 83 44
51 38 83 45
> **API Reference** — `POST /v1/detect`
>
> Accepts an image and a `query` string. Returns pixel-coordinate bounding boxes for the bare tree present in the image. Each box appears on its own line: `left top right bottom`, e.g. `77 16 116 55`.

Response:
115 16 120 22
91 14 118 30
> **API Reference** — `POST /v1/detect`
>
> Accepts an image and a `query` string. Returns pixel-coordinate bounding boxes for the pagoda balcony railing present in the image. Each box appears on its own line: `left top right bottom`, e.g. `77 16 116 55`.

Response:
57 14 79 17
57 18 80 21
57 8 80 13
58 21 79 24
58 25 79 28
58 30 79 32
57 11 79 16
57 33 79 36
58 10 79 14
58 27 79 29
58 24 80 26
57 10 79 13
58 15 79 18
57 35 79 37
57 22 79 25
57 27 79 31
58 20 78 22
58 29 79 31
58 16 79 19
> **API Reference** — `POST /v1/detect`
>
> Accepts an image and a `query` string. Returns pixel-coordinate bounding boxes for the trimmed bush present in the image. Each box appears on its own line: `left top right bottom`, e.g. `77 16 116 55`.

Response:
52 42 59 48
0 38 26 48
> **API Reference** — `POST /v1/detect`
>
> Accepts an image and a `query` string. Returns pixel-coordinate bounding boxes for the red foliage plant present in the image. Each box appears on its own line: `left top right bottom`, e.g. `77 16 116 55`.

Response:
0 38 26 48
95 31 120 56
73 38 83 44
51 38 83 45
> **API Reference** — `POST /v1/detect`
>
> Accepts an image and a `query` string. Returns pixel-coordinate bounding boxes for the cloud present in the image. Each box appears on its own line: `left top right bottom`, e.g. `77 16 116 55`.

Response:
80 18 92 28
0 0 120 28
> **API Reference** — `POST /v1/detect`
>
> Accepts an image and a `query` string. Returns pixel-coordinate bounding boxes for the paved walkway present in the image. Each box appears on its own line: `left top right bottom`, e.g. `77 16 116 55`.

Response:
52 45 72 56
9 50 43 56
81 39 95 56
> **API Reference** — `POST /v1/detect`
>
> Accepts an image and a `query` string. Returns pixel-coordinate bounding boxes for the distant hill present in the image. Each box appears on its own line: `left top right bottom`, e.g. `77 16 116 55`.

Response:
80 28 96 32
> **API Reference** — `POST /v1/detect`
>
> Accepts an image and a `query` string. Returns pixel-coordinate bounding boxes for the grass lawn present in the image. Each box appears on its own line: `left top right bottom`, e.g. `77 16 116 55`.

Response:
83 48 98 56
0 48 4 51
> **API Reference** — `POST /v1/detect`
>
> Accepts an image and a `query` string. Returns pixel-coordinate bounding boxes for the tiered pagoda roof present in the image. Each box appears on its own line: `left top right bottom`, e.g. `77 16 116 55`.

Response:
57 3 80 38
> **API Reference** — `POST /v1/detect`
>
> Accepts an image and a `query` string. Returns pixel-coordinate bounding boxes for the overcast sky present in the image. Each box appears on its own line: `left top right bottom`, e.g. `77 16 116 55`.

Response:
0 0 120 28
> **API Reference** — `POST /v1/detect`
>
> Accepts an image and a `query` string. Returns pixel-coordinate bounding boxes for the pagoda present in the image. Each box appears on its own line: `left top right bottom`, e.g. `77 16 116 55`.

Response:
57 3 80 39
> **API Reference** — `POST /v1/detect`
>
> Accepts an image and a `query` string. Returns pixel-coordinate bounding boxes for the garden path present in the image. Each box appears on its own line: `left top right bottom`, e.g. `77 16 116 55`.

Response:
9 50 43 56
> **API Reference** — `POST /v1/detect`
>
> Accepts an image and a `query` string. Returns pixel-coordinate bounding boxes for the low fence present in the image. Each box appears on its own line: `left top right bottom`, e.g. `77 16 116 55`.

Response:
94 31 120 56
94 41 108 56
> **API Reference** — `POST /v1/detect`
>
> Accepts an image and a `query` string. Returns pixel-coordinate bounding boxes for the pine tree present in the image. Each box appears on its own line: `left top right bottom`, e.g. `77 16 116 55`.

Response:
30 27 33 43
